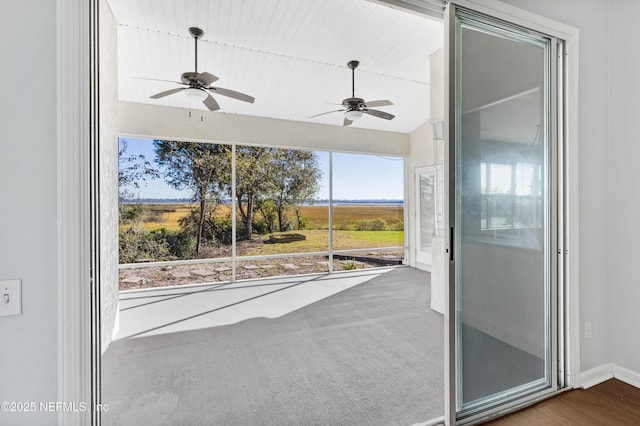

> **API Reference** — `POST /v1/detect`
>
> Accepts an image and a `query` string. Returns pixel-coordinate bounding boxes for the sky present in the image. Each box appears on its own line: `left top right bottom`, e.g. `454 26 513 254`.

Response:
119 137 404 200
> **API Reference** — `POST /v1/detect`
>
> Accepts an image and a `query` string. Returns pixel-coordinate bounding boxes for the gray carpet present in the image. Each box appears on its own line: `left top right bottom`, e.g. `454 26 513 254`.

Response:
101 267 444 426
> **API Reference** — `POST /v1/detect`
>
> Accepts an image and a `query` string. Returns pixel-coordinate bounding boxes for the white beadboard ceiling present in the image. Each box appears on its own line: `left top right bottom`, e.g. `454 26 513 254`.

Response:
107 0 444 133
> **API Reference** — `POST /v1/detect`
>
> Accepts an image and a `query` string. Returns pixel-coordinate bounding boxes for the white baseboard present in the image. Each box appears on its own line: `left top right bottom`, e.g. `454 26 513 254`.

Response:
613 364 640 389
579 364 613 388
579 363 640 389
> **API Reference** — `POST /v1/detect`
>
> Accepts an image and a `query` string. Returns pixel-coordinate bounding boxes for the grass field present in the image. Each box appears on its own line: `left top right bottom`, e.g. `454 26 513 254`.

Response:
121 203 404 233
236 229 404 256
120 203 404 258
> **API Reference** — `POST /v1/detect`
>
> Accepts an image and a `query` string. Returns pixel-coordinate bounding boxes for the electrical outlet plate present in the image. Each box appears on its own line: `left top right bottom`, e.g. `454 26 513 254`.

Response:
584 320 592 339
0 279 21 317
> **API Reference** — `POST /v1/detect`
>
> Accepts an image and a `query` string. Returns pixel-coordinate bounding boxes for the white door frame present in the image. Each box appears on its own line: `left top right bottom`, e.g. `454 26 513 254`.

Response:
58 0 96 424
415 165 436 271
444 1 580 424
57 1 580 425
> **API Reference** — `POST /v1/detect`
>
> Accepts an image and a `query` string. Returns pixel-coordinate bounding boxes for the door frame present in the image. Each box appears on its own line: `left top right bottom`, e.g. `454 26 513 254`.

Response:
58 0 97 424
444 1 580 424
415 165 436 271
57 0 580 425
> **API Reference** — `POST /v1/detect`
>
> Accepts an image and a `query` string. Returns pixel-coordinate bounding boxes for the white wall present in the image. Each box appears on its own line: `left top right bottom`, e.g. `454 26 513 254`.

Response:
0 1 58 425
502 0 612 373
407 120 435 268
119 102 410 156
607 0 640 381
100 0 120 353
407 48 443 267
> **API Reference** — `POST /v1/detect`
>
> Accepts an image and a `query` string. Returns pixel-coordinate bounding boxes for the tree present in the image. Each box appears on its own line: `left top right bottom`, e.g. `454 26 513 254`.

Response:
234 146 275 240
118 139 159 202
268 149 321 231
235 147 322 237
154 140 230 254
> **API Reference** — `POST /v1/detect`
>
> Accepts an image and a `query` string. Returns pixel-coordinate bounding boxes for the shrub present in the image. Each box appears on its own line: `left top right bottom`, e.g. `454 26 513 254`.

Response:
341 259 358 270
354 218 388 231
177 206 233 247
391 220 405 231
119 227 171 263
120 203 149 224
165 232 197 259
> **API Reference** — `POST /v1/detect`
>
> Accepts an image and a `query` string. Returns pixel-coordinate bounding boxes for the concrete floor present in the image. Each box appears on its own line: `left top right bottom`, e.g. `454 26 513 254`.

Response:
102 267 444 425
115 268 399 340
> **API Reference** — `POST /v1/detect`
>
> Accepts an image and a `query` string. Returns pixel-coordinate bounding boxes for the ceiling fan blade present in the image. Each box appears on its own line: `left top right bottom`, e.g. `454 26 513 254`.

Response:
343 117 353 127
150 87 185 99
309 109 345 118
209 86 255 103
362 108 395 120
203 94 221 111
364 99 394 108
136 77 186 85
196 72 219 86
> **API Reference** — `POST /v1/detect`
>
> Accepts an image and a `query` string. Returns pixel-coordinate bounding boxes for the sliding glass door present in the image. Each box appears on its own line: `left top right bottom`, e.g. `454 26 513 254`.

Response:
446 3 565 423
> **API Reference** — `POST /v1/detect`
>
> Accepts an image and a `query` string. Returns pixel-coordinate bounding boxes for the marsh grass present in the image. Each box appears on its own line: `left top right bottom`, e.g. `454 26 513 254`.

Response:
120 203 404 256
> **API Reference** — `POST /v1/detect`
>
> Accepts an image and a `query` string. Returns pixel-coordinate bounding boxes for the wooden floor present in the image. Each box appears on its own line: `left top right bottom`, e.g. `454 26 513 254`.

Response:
485 379 640 425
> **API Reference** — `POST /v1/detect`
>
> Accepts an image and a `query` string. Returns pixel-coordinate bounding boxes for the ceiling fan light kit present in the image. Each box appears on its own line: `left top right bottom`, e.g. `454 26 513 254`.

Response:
309 59 395 127
185 87 209 101
344 110 363 121
148 27 255 112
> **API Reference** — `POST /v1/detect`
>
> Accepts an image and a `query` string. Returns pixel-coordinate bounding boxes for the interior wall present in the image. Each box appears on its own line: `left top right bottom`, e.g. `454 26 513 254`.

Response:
100 0 120 353
607 0 640 380
501 0 611 373
408 121 435 268
0 1 58 424
407 47 444 267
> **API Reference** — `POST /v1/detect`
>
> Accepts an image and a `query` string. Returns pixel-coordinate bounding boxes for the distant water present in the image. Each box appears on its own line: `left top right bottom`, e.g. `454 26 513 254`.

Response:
124 199 404 206
310 202 404 207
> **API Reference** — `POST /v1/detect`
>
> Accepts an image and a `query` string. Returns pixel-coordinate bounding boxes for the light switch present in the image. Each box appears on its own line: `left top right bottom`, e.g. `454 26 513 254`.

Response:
0 279 21 317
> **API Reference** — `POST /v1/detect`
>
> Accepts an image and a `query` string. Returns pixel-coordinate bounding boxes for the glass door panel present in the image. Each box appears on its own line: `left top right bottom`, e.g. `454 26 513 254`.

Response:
449 7 556 420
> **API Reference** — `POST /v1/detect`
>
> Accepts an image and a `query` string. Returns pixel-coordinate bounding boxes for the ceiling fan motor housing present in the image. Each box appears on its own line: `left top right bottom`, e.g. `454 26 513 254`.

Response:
181 71 198 85
342 97 365 110
180 71 213 87
189 27 204 39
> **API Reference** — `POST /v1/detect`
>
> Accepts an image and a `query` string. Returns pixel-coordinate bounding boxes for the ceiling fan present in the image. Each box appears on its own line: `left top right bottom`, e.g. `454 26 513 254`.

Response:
309 60 395 126
148 27 255 111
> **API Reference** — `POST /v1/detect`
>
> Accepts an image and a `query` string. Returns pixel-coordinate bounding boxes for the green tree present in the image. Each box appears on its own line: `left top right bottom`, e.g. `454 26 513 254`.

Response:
268 149 321 231
154 140 230 254
235 146 276 240
118 139 159 219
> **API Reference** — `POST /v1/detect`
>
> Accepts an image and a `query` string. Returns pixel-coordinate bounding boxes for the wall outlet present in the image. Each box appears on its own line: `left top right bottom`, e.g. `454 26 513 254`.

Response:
0 279 22 317
584 320 592 339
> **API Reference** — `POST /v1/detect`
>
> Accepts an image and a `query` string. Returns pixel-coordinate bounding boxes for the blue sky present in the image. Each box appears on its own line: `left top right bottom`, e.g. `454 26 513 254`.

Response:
119 137 404 200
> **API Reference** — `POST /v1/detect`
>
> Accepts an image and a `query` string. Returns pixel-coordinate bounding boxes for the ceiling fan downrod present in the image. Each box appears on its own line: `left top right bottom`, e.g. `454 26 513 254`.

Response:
348 60 359 98
189 27 204 73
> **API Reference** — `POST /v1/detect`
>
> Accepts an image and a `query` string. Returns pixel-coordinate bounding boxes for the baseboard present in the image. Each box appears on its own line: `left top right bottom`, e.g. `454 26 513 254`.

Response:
580 364 613 388
579 363 640 390
415 261 432 272
613 364 640 389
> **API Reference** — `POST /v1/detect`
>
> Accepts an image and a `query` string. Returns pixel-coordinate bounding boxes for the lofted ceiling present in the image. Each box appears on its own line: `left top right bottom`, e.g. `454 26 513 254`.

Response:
107 0 444 133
